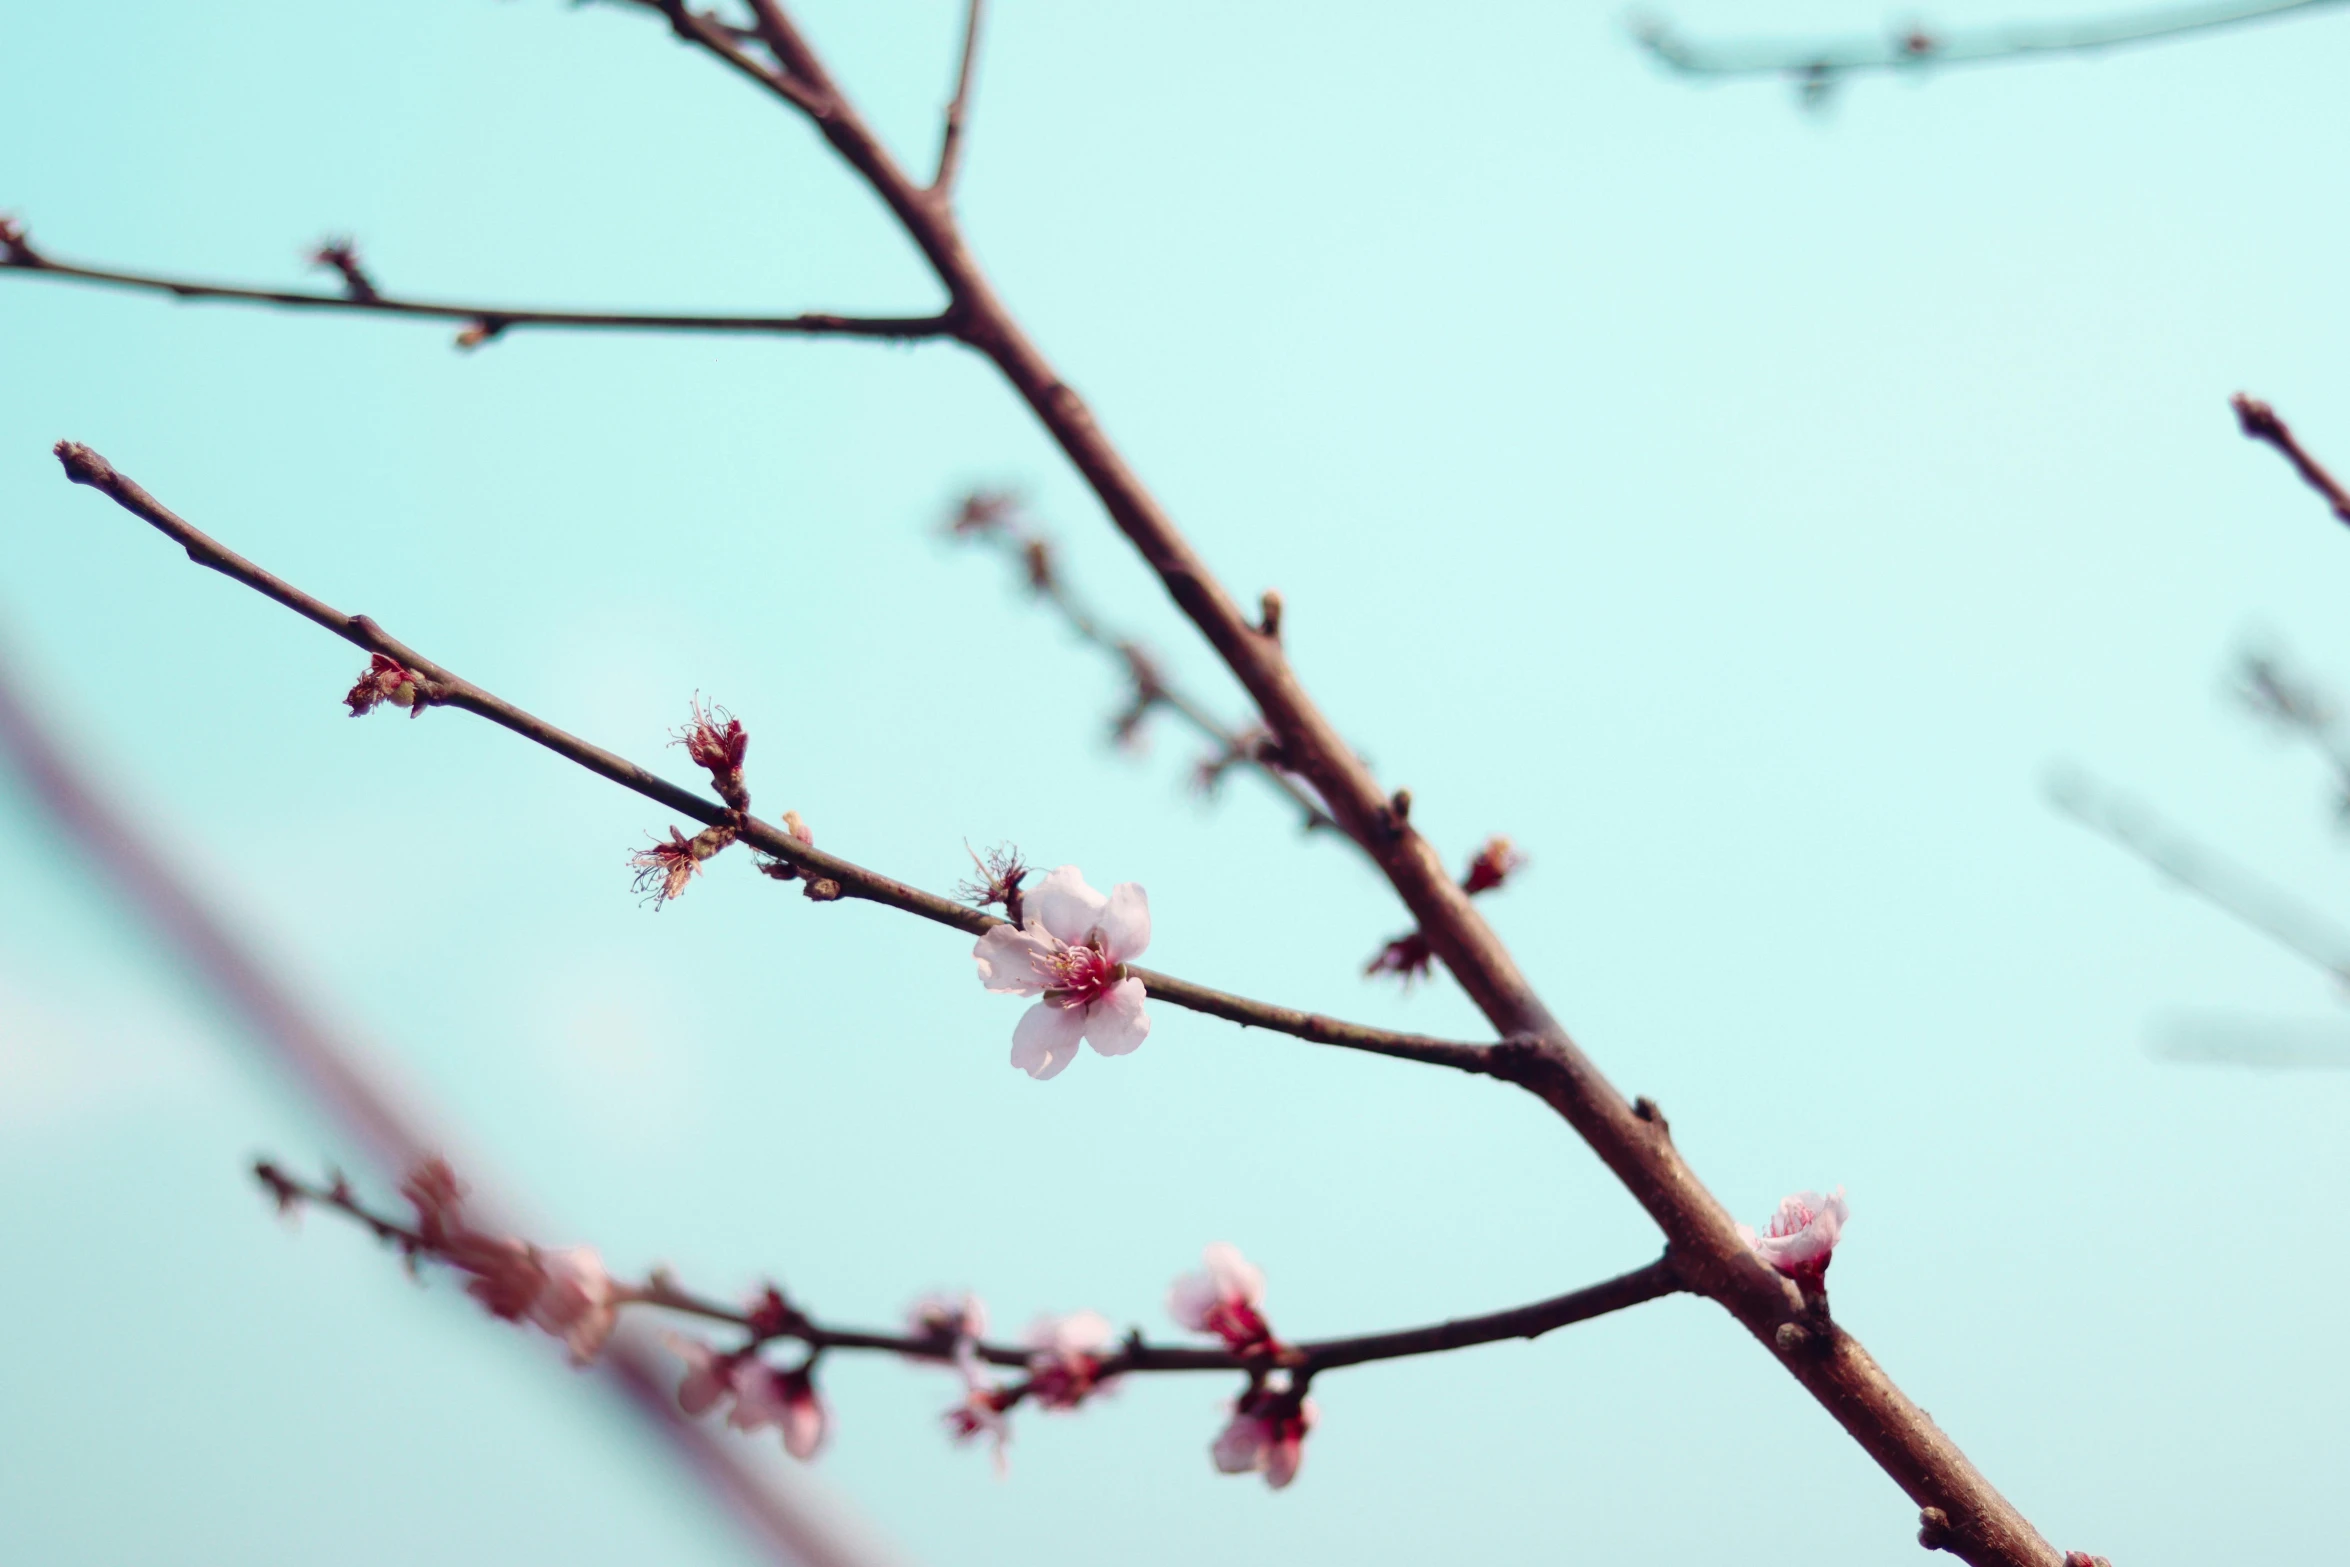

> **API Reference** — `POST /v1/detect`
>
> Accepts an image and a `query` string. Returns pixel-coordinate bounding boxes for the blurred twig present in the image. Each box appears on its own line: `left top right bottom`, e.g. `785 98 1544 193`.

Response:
2049 763 2350 985
1634 0 2344 103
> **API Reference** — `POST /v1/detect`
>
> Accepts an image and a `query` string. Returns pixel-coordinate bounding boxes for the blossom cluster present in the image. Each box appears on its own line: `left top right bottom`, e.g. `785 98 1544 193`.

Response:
398 1158 619 1366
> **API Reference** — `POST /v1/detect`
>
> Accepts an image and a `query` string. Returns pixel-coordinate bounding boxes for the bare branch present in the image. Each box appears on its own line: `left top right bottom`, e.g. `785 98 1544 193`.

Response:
50 443 1498 1078
2233 392 2350 526
0 226 955 345
932 0 987 196
1634 0 2344 94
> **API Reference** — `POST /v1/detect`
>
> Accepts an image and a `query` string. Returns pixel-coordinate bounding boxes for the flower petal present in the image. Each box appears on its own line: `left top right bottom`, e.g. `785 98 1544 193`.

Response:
1010 1001 1087 1080
1203 1242 1266 1306
974 924 1058 994
1081 977 1151 1057
1031 865 1108 946
1265 1432 1305 1490
1212 1412 1269 1475
1098 882 1151 962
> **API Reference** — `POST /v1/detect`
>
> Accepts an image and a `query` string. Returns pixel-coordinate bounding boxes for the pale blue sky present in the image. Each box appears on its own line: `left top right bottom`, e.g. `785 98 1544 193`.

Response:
5 2 2349 1562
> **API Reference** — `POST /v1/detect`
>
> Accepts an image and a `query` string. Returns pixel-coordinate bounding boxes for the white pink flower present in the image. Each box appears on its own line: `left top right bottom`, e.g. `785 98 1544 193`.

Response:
1023 1309 1119 1410
1740 1188 1849 1286
662 1336 828 1461
1167 1243 1276 1354
729 1361 829 1461
972 865 1151 1079
906 1290 989 1343
1212 1385 1316 1490
530 1245 620 1366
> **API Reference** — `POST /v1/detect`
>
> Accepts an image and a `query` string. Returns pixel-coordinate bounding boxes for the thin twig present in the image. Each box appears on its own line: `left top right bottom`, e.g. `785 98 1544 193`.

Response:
580 11 2058 1562
931 0 987 196
1634 0 2344 87
2233 392 2350 526
50 443 1496 1077
0 642 879 1567
950 500 1345 838
0 234 955 344
268 1163 1683 1379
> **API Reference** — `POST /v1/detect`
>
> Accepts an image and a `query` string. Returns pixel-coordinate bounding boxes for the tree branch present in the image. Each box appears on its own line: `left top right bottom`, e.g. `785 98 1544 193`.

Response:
931 0 987 196
1633 0 2344 91
583 10 2064 1561
262 1161 1683 1379
2233 392 2350 527
50 442 1497 1080
0 224 955 345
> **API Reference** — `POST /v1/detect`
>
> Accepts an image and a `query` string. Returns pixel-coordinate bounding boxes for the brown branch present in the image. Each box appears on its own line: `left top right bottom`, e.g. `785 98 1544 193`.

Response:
50 442 1496 1079
2233 392 2350 526
932 0 987 196
263 1162 1682 1380
586 12 2065 1561
1635 0 2344 90
0 229 955 344
0 642 878 1567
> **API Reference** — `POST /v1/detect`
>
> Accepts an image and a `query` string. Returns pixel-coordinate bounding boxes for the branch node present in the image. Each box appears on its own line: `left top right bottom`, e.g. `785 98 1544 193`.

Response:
1256 589 1283 640
1915 1506 1956 1553
1631 1095 1670 1134
307 236 381 303
0 213 43 267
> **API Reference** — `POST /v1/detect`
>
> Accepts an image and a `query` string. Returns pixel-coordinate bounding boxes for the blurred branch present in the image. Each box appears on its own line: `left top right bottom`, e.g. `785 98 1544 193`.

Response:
50 442 1502 1078
1633 0 2344 101
0 639 885 1567
0 218 957 347
945 492 1345 839
2234 645 2350 818
2233 392 2350 527
2150 1015 2350 1068
2048 764 2350 984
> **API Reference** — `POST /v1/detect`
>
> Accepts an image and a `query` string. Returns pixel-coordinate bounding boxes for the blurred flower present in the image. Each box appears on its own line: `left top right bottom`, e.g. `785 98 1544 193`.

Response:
1212 1384 1315 1490
530 1245 619 1366
972 865 1151 1079
1740 1188 1849 1286
1023 1309 1118 1410
906 1290 989 1343
1167 1243 1276 1355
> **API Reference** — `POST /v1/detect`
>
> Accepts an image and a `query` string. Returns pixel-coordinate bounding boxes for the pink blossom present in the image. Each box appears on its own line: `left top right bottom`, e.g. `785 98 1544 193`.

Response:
1023 1309 1119 1411
906 1290 989 1343
664 1335 735 1418
729 1361 830 1461
971 865 1151 1079
1167 1243 1276 1355
1212 1386 1316 1490
943 1349 1018 1473
530 1245 620 1366
1739 1188 1849 1286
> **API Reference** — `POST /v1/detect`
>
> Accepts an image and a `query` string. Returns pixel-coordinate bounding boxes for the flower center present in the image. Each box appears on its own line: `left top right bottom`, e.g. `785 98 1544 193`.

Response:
1041 936 1119 1007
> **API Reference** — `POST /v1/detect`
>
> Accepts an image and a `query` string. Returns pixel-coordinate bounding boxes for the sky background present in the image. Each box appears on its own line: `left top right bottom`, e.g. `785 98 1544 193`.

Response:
3 2 2348 1562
